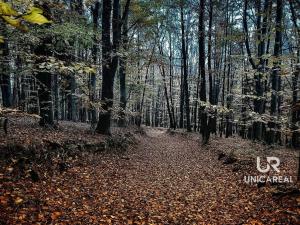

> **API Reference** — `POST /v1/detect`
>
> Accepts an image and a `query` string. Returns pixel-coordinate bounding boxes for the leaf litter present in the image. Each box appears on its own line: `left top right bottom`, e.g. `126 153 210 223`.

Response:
0 119 299 224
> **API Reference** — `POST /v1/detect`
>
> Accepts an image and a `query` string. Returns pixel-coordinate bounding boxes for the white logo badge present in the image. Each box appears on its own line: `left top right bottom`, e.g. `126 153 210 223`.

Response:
257 157 280 173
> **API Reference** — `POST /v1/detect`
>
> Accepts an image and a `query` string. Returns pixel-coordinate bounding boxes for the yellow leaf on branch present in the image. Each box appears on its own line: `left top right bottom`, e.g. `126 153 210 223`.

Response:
0 35 4 43
27 7 43 15
2 15 20 27
22 7 52 25
0 1 18 16
1 16 28 31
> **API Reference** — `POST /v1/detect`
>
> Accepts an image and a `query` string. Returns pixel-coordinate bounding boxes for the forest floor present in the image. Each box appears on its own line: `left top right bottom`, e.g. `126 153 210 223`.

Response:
0 115 300 224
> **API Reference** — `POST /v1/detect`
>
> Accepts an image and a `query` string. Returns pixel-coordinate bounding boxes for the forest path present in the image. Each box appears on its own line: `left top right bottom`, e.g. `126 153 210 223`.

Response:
1 127 284 224
116 127 267 224
67 127 275 224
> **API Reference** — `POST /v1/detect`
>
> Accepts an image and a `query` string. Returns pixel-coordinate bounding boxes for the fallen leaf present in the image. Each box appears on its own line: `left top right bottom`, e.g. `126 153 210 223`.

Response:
15 197 23 204
7 167 13 172
51 211 62 220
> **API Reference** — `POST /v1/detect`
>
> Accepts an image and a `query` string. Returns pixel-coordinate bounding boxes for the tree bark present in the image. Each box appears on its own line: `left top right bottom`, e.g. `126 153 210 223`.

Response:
268 0 283 144
118 9 129 127
34 14 54 127
96 0 130 134
180 1 191 132
0 22 11 108
91 0 100 125
199 0 208 143
243 0 257 70
96 0 114 134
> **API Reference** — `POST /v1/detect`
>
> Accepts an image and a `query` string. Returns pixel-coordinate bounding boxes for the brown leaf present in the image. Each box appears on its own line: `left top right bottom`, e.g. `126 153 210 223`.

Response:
15 197 23 205
51 211 62 220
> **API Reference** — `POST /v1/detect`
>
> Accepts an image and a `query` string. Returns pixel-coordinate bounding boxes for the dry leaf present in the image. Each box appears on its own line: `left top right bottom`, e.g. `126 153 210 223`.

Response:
15 197 23 204
51 211 62 220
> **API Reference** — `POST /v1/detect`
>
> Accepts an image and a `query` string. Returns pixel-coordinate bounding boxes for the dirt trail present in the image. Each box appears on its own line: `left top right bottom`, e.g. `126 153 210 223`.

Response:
0 127 297 224
118 128 272 224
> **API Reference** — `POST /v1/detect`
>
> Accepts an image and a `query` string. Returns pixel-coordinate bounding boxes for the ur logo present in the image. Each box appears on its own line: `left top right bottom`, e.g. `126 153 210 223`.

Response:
257 157 280 173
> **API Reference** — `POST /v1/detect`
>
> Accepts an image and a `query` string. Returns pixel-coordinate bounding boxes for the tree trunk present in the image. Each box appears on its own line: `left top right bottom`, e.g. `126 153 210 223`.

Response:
179 62 184 129
91 0 100 126
168 31 176 129
0 22 11 108
118 12 129 127
289 0 300 148
96 0 114 134
34 32 54 126
268 0 283 144
208 0 213 105
96 0 130 134
180 1 191 132
243 0 257 70
199 0 208 143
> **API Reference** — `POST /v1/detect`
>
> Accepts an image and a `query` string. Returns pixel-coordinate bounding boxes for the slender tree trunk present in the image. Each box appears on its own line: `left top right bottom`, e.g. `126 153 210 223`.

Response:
168 31 176 129
207 0 217 137
243 0 257 70
13 55 21 107
161 67 174 129
225 8 234 138
199 0 208 143
268 0 283 144
118 9 129 127
220 1 229 138
289 0 300 149
208 0 213 104
135 33 143 127
180 1 191 132
289 0 300 64
0 22 11 108
91 0 100 125
194 68 200 131
179 62 184 128
53 74 59 120
292 67 300 144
